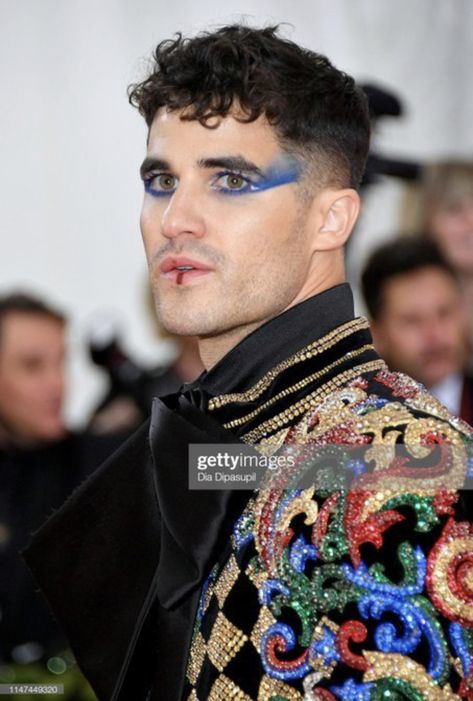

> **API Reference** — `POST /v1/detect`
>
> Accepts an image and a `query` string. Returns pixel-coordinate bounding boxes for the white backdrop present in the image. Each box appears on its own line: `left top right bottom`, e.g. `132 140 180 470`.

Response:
1 0 473 425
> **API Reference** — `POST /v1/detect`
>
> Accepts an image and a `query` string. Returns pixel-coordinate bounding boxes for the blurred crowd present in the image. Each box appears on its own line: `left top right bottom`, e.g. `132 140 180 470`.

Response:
362 159 473 420
1 80 473 698
0 290 203 696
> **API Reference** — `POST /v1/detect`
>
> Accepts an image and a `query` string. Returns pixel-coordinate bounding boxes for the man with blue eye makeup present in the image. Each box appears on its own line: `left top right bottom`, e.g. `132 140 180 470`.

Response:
24 25 473 701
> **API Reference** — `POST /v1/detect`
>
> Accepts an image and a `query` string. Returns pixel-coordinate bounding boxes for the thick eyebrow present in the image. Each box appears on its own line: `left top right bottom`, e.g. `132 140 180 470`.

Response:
197 156 263 176
140 157 170 180
139 155 263 180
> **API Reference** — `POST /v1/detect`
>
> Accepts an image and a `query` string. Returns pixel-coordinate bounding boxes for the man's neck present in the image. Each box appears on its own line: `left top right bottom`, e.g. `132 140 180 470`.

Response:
199 320 264 370
199 275 346 370
181 284 370 433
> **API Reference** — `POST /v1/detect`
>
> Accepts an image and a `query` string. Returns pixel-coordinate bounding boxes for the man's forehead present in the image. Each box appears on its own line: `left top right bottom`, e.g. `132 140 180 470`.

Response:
2 313 64 342
384 268 461 305
151 104 272 128
146 107 281 160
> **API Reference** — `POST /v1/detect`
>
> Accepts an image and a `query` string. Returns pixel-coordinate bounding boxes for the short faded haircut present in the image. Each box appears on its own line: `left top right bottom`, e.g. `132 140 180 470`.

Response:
129 24 370 190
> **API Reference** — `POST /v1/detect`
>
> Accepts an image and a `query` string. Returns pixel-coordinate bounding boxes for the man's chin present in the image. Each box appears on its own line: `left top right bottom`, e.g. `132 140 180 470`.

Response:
418 363 457 389
155 292 215 335
39 423 67 442
159 314 216 338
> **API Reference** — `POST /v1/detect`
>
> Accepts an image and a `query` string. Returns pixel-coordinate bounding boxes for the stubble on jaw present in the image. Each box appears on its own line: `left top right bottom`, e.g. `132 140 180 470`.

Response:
153 229 309 364
148 193 315 344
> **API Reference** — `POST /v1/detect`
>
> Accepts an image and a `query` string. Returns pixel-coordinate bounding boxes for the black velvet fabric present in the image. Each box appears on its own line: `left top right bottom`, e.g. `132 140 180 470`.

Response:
23 423 159 700
23 400 252 700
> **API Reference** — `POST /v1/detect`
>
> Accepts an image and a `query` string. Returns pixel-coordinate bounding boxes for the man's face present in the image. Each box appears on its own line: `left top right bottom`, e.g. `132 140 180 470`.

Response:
140 109 318 343
371 267 467 388
429 198 473 274
0 313 66 445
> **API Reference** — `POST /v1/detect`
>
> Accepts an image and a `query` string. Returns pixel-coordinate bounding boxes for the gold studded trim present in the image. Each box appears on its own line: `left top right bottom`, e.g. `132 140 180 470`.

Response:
309 616 339 679
258 676 303 701
250 606 276 654
207 612 248 672
186 630 207 687
208 317 370 411
222 344 374 430
214 554 240 608
209 674 253 701
241 359 387 443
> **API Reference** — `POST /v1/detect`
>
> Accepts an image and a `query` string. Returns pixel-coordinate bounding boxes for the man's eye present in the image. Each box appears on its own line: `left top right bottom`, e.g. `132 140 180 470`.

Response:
224 174 246 190
157 174 176 190
144 173 177 195
212 173 253 193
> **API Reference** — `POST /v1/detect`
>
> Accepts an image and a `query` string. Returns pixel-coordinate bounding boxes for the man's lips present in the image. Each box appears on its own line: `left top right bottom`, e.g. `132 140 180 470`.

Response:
159 256 213 282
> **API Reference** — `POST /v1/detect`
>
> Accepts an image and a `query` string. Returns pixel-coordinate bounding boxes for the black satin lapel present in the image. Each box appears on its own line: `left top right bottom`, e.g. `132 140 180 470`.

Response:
150 397 251 609
23 421 160 701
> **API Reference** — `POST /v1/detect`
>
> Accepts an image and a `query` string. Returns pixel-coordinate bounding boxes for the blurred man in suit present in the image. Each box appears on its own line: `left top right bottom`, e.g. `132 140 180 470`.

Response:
361 238 472 421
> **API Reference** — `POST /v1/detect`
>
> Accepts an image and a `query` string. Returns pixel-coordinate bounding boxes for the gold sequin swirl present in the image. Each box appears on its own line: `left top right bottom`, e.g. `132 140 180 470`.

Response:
363 651 460 700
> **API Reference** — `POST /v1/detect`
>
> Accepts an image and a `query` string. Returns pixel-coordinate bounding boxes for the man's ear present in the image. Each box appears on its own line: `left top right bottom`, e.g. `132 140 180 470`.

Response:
311 189 361 252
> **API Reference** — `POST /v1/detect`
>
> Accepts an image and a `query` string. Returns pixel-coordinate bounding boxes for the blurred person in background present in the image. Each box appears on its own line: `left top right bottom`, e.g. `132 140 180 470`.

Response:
422 161 473 352
87 287 204 435
0 294 66 448
361 238 472 420
88 333 203 434
0 292 121 685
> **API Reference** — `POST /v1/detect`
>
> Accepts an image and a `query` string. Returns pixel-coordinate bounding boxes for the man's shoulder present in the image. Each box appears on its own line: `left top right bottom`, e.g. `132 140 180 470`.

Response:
22 416 161 701
259 366 473 454
24 418 154 557
321 366 472 439
287 367 472 498
362 368 473 437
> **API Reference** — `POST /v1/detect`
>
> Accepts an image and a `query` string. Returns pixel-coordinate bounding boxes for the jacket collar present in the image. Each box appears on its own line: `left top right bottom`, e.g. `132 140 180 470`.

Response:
185 283 354 398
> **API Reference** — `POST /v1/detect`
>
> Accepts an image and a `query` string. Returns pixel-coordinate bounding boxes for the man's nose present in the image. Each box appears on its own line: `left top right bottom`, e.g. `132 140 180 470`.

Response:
160 187 206 240
424 316 448 346
46 365 66 398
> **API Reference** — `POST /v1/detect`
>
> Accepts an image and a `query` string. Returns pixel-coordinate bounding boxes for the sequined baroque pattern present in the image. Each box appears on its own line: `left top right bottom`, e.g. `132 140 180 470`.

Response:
186 352 473 700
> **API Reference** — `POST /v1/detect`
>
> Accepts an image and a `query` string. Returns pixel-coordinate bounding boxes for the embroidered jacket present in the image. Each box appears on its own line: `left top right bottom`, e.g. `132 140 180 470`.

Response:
24 286 473 701
184 343 473 700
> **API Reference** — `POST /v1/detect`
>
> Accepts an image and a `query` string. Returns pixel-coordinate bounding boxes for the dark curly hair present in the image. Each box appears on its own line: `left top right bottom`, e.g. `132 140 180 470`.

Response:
128 25 370 189
361 237 458 320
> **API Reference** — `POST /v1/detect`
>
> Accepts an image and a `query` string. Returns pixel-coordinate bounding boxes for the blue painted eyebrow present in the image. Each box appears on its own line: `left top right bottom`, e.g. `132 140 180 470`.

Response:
215 157 301 195
253 160 300 191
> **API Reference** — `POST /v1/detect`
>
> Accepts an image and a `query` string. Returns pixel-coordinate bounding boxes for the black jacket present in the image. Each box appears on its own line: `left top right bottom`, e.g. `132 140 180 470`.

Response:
24 398 250 700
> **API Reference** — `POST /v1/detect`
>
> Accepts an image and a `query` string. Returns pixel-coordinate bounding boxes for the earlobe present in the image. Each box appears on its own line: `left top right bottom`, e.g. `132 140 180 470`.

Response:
315 189 361 251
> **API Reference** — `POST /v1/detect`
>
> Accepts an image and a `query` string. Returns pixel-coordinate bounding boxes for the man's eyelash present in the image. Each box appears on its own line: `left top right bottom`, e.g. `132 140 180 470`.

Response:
215 170 252 179
142 172 177 197
142 172 171 183
212 171 258 194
